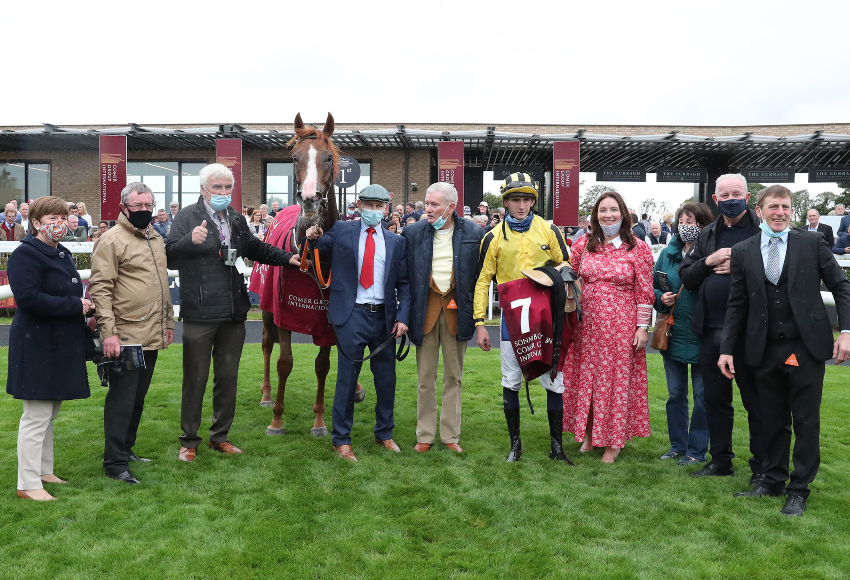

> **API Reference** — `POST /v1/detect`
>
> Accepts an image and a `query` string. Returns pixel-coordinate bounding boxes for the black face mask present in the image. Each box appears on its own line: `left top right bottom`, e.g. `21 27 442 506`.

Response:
124 209 152 230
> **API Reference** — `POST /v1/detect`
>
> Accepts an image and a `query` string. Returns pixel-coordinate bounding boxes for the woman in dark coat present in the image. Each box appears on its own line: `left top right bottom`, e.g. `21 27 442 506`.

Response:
7 197 93 501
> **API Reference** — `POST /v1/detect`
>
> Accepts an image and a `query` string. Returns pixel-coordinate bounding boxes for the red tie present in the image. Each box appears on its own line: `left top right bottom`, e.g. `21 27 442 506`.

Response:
360 227 375 289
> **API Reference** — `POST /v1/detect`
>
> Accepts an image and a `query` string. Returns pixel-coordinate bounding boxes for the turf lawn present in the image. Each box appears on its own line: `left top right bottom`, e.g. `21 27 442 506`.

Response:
2 346 850 580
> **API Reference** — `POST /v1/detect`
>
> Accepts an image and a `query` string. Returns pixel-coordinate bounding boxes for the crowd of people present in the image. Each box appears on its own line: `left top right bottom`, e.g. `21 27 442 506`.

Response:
6 166 850 519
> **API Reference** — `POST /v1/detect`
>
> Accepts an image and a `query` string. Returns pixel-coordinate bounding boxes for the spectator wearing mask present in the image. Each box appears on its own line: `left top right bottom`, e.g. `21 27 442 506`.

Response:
342 202 360 221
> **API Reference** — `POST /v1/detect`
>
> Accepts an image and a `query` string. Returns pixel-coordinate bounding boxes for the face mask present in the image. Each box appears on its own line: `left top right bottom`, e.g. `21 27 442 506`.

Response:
717 198 748 218
36 220 67 243
600 221 622 237
759 218 789 238
678 224 701 244
431 205 453 230
347 209 355 215
206 189 232 211
361 208 383 227
124 209 153 230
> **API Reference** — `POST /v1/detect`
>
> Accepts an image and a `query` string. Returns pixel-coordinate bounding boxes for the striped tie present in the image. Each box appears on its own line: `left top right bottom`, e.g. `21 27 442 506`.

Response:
766 237 781 285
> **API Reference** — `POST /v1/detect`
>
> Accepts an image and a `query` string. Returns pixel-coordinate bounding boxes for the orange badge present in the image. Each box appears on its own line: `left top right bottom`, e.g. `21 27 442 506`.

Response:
785 354 799 367
447 299 458 309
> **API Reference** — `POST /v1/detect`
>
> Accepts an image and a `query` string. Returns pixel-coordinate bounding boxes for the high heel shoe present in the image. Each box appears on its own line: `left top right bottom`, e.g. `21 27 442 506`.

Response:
16 489 56 501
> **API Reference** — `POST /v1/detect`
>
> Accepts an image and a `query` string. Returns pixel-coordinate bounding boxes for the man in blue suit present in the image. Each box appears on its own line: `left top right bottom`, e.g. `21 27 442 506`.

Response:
306 184 410 462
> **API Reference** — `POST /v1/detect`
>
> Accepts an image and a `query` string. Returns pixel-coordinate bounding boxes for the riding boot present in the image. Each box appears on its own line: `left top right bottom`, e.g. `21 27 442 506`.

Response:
548 410 575 465
504 408 522 462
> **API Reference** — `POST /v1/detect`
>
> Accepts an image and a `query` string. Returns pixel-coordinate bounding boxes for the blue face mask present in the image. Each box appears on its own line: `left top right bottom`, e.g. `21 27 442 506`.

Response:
759 218 789 238
431 205 453 230
717 197 748 218
361 208 383 227
207 191 232 211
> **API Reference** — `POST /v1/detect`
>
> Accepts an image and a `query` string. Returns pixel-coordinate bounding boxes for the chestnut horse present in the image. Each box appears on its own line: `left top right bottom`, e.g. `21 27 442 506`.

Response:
259 112 363 437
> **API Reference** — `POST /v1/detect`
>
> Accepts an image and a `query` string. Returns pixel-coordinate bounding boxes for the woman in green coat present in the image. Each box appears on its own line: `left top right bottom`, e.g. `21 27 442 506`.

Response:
653 202 714 465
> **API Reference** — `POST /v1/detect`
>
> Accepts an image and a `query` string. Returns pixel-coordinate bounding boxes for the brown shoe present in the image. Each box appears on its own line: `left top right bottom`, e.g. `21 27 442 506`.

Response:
445 442 464 453
208 441 244 454
178 447 197 462
375 438 401 452
16 489 56 501
333 445 358 462
413 442 432 453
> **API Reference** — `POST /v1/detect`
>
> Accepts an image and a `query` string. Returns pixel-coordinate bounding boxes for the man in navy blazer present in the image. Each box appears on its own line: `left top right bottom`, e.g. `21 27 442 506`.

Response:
307 184 410 462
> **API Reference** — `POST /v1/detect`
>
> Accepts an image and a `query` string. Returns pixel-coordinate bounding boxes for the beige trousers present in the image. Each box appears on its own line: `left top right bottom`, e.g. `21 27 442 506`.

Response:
415 311 467 444
17 400 62 490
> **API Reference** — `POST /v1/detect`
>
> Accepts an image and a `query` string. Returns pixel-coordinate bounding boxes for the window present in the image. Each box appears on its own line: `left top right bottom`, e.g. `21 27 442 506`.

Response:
0 162 51 203
126 161 206 211
263 160 371 211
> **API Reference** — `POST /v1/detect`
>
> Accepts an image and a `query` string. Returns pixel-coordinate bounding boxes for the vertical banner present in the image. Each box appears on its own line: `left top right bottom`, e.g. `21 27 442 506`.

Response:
438 141 464 209
99 136 127 221
216 138 242 210
553 141 580 226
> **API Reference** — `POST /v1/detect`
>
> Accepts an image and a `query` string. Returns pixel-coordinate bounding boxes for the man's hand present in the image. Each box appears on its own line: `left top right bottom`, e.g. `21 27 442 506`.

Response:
192 220 208 245
305 226 323 240
660 292 676 307
633 328 648 351
231 216 250 241
833 333 850 364
844 247 850 254
705 248 732 267
718 354 735 379
476 325 491 351
288 254 304 268
166 329 174 347
103 334 122 359
392 321 408 337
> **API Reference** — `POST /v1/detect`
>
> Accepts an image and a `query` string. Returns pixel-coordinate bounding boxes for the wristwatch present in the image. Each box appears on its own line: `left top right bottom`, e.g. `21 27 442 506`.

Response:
637 324 649 330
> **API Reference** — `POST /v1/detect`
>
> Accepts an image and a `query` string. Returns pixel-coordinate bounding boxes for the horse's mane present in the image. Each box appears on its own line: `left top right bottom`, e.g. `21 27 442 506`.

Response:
287 126 341 176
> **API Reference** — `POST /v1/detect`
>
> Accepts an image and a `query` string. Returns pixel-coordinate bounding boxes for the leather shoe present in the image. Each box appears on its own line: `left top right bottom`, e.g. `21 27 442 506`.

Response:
750 473 765 489
781 495 806 516
445 443 463 454
16 489 56 501
375 438 401 452
734 485 786 498
128 452 152 462
413 442 432 453
333 444 358 462
676 456 705 466
178 447 197 463
691 462 734 477
208 441 244 454
108 470 140 485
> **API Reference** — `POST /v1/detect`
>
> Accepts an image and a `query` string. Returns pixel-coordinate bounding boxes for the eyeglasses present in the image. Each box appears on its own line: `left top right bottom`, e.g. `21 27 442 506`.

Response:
205 184 234 192
125 203 155 211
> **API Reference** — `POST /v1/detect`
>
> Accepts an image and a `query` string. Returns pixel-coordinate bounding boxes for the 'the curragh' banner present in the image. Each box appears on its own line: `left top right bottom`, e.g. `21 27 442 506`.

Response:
99 136 126 221
553 141 580 226
216 139 243 210
438 141 464 209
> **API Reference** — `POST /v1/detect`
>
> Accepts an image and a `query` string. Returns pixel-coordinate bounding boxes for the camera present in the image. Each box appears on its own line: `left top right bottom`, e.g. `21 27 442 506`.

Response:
92 344 146 387
493 214 501 222
220 245 237 267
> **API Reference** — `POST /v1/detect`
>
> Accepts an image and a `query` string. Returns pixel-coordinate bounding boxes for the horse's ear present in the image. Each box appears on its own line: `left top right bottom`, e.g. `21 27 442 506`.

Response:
323 113 334 137
294 113 304 132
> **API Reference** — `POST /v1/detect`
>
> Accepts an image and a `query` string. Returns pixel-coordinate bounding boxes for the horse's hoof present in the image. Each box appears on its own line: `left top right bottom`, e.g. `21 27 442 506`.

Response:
265 427 286 436
311 427 328 438
354 389 366 403
259 401 273 407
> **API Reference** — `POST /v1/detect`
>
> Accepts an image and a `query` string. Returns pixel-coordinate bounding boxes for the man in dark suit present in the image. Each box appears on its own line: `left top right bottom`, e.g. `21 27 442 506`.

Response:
796 208 834 248
306 184 410 462
719 185 850 516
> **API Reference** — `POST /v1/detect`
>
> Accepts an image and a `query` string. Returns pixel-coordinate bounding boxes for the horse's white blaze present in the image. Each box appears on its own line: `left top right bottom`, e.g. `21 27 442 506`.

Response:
301 144 318 199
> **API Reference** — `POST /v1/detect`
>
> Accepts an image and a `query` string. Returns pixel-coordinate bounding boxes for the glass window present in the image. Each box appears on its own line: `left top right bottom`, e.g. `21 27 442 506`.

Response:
263 160 371 212
127 161 205 211
0 162 51 202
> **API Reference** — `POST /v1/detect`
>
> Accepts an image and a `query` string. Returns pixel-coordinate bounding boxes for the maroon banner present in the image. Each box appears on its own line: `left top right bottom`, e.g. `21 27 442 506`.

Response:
216 139 242 211
553 141 580 226
438 141 464 209
100 136 127 221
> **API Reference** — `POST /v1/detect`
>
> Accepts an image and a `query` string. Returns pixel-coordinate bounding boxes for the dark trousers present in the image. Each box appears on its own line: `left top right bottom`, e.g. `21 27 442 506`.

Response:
103 350 158 476
699 327 764 474
180 320 246 449
756 337 824 498
331 308 396 446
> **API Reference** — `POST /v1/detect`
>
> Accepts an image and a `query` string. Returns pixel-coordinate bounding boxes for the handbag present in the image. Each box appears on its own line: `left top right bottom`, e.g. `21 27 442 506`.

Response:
650 285 684 351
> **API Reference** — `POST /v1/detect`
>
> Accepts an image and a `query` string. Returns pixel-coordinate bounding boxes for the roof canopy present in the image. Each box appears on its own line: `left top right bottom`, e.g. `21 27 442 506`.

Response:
3 124 850 172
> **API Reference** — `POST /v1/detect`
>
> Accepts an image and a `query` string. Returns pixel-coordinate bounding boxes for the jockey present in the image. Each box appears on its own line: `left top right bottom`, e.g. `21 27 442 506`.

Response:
473 172 570 463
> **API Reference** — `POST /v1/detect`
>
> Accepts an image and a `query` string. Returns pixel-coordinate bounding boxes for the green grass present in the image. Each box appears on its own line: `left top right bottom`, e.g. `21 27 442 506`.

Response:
2 347 850 579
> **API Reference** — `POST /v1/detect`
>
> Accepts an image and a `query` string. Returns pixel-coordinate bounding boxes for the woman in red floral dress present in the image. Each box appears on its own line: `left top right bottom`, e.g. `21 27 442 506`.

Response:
561 191 655 463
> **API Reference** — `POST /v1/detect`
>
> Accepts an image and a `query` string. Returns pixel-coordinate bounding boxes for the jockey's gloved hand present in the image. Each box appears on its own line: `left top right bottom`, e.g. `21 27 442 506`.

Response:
230 216 251 241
